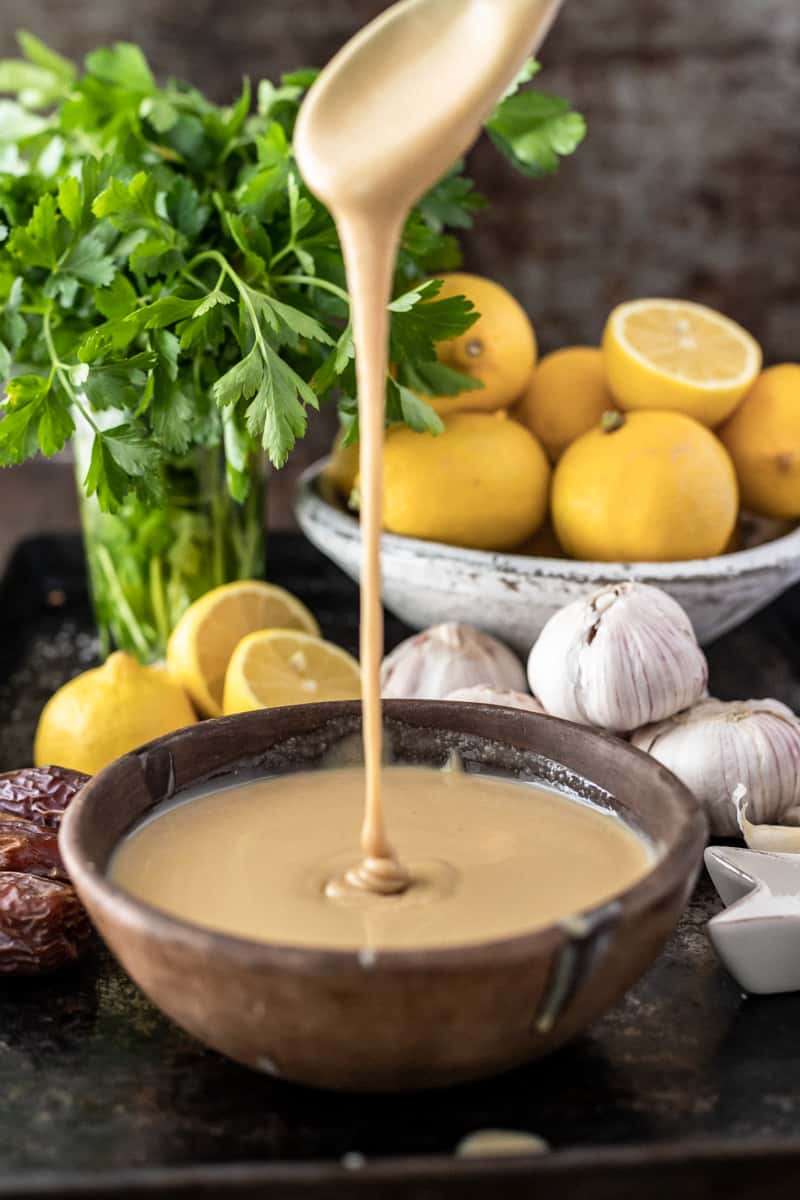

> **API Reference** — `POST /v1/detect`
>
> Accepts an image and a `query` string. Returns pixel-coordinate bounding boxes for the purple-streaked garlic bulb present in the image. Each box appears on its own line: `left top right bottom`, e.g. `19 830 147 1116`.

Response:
633 698 800 838
444 685 545 714
528 582 707 734
381 623 526 700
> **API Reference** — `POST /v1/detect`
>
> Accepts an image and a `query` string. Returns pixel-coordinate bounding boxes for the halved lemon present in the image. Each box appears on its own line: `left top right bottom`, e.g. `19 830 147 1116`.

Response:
603 299 761 426
166 581 320 717
222 630 361 714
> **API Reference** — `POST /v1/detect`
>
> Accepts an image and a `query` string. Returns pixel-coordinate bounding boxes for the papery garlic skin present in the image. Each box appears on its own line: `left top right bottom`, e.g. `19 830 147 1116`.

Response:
633 698 800 837
445 685 545 714
528 582 707 733
381 623 526 700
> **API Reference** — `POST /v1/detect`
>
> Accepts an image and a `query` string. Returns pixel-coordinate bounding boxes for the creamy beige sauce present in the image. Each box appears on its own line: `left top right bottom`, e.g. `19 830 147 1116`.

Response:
293 0 564 893
111 766 651 951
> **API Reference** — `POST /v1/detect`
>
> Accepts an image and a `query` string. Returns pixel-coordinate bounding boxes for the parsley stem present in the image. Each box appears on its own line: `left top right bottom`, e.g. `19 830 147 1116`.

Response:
183 270 212 293
184 248 230 276
273 273 350 304
149 555 170 649
42 310 101 435
95 544 151 661
269 243 295 270
186 250 271 358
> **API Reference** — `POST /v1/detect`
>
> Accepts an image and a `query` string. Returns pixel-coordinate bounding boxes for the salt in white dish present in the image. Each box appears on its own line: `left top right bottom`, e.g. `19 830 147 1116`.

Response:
705 846 800 995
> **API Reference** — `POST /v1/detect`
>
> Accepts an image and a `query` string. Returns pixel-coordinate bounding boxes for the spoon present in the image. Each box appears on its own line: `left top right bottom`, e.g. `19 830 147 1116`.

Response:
294 0 566 215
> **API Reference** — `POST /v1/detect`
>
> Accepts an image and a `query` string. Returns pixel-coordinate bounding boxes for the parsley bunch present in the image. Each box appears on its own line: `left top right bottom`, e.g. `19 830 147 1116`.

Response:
0 34 584 511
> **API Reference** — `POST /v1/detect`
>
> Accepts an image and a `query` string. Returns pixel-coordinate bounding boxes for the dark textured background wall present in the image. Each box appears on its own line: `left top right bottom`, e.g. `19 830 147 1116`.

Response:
1 0 798 523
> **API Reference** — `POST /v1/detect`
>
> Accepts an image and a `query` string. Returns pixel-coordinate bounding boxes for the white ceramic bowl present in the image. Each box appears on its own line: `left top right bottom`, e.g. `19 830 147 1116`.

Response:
295 460 800 655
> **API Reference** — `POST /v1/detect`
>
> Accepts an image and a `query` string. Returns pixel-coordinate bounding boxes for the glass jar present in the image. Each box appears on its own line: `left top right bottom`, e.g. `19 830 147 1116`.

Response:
75 442 266 664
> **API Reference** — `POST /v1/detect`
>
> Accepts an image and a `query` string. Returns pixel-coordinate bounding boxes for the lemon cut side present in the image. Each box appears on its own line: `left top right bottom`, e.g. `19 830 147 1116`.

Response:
603 298 761 427
223 629 361 714
167 581 320 717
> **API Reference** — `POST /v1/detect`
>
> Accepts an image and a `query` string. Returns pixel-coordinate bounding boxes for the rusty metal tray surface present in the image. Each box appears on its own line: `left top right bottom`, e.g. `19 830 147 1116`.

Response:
1 533 800 1200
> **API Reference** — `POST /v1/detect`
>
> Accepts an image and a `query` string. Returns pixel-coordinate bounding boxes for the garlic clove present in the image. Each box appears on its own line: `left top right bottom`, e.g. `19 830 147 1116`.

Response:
444 685 545 714
740 817 800 853
381 623 527 700
529 582 707 733
455 1130 549 1158
736 786 800 853
633 699 800 837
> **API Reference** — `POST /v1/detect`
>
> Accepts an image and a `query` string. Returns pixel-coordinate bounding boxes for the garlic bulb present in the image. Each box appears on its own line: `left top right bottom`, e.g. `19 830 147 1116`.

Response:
632 699 800 837
445 685 545 714
381 623 526 700
528 581 707 733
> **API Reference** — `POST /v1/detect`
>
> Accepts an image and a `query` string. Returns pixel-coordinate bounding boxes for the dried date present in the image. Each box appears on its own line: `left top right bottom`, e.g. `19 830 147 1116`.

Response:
0 817 66 880
0 766 89 830
0 872 92 975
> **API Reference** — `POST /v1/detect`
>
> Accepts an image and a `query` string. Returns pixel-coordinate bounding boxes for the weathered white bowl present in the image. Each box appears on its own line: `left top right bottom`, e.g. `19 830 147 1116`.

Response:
295 460 800 655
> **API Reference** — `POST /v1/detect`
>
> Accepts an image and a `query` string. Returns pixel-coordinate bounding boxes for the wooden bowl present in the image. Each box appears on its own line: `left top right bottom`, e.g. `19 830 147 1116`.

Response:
296 459 800 653
59 701 706 1092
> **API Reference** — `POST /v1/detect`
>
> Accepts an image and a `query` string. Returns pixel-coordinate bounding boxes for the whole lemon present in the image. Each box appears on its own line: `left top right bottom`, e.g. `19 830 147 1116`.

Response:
552 410 738 562
380 411 550 551
323 427 359 503
514 346 616 461
718 365 800 518
425 273 537 415
34 652 197 775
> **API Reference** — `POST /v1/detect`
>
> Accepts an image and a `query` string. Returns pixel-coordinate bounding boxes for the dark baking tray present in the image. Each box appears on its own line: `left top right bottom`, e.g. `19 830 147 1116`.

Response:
1 533 800 1200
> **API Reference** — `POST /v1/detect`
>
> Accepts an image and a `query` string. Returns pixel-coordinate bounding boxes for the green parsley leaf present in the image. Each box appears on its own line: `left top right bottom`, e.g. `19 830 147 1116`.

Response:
92 172 162 233
0 278 28 370
139 96 179 134
166 176 210 240
417 164 486 233
244 342 318 467
17 31 76 87
500 57 540 102
0 99 49 141
82 358 152 411
129 236 183 278
211 345 263 409
56 175 82 229
386 379 444 436
150 376 195 454
84 423 162 510
128 295 200 331
60 228 116 287
85 43 155 94
397 358 482 397
486 89 586 176
79 319 139 363
0 374 74 462
8 193 63 269
94 274 139 319
222 209 270 278
193 289 234 318
389 279 479 364
248 289 334 346
236 123 290 221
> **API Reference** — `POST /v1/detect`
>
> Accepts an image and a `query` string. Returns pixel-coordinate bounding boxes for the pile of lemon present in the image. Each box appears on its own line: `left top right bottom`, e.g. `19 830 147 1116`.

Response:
34 582 359 775
327 274 799 564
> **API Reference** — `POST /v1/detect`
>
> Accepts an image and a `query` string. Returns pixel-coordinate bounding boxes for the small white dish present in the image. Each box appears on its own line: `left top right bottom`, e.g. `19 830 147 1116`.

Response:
295 460 800 653
705 846 800 994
